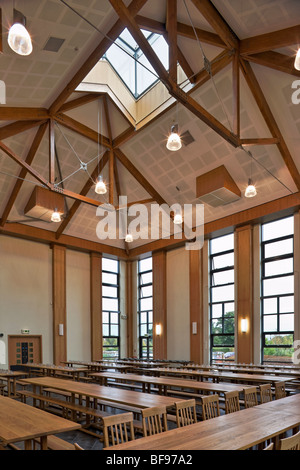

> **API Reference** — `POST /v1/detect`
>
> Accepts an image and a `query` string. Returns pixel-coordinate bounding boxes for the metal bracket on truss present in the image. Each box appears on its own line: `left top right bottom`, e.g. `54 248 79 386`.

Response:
53 184 64 193
80 161 88 172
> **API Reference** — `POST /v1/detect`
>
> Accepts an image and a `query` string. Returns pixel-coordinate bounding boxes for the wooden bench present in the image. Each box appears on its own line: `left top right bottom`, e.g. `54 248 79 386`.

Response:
34 435 77 450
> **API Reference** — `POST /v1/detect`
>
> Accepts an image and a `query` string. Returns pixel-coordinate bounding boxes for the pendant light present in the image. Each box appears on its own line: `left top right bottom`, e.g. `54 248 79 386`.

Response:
95 175 107 195
295 48 300 71
245 178 257 198
8 9 33 56
174 212 183 224
125 232 133 243
51 208 61 223
166 124 182 151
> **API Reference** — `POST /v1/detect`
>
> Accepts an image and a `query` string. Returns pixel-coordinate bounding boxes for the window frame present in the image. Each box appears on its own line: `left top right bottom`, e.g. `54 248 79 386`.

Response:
102 258 120 361
138 257 153 359
260 216 294 364
209 235 235 364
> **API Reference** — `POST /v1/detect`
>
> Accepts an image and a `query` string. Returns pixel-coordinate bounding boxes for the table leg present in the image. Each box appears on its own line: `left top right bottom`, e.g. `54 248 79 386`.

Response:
24 439 32 450
40 436 47 450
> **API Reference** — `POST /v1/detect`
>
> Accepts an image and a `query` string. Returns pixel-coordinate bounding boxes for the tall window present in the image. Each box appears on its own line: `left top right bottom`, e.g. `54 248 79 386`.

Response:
138 257 153 359
209 234 235 364
261 216 294 364
102 258 120 360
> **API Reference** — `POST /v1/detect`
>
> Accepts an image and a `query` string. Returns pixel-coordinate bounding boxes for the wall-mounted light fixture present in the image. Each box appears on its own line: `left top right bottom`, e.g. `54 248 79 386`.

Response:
192 322 197 335
58 324 64 336
241 318 248 333
155 324 162 336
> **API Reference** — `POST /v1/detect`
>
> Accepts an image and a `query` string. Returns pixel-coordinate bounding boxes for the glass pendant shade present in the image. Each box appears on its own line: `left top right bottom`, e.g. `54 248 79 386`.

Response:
8 10 32 56
125 233 133 243
245 179 257 198
295 48 300 71
166 124 182 151
95 176 107 194
51 209 61 223
174 213 183 224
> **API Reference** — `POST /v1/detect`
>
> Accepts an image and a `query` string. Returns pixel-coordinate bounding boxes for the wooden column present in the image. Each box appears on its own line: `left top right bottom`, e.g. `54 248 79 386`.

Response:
189 249 203 364
52 244 66 365
235 225 254 363
153 251 167 359
90 252 102 361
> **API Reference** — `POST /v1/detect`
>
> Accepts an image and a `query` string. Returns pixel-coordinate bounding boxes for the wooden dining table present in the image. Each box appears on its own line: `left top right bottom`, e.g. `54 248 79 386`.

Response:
0 395 80 450
21 376 182 411
145 367 295 387
0 370 28 397
106 393 300 451
89 371 253 396
22 363 89 379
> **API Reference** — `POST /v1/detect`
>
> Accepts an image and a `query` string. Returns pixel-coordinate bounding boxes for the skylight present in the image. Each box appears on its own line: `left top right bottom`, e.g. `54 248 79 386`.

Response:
103 28 169 99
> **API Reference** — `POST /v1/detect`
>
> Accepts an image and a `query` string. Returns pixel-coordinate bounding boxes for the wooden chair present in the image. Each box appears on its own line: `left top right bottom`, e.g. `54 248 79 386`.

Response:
278 431 300 450
102 412 135 448
224 390 240 414
175 399 197 428
74 443 84 450
243 387 258 408
201 394 220 420
274 381 286 400
263 442 274 450
141 406 168 437
259 384 272 403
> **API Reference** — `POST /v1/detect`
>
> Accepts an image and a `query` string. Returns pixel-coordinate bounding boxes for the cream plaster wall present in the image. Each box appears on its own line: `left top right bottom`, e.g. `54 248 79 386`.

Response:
166 247 190 360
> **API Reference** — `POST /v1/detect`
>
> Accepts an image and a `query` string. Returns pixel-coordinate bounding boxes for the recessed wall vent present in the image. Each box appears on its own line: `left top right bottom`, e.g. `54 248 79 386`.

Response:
181 130 195 146
196 165 241 207
43 37 65 52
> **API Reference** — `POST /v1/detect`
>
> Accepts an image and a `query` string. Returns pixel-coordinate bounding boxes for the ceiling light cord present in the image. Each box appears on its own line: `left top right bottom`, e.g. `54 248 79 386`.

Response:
183 0 233 134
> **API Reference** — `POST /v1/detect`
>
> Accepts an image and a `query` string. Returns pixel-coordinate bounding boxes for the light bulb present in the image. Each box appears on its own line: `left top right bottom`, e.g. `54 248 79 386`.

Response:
174 213 183 224
294 48 300 71
8 11 32 56
125 233 133 243
95 176 107 194
166 125 182 151
51 209 61 223
245 179 257 198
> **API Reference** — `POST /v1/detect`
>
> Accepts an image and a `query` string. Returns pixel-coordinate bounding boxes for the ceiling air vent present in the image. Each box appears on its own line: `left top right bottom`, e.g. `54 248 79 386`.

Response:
196 165 241 207
43 37 65 52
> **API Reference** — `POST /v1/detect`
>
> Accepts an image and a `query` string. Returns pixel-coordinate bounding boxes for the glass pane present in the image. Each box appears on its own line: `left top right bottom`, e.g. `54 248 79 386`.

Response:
148 311 153 323
263 275 294 296
279 314 294 331
140 297 153 311
211 304 222 318
103 324 109 336
110 325 119 336
102 272 118 285
211 252 234 270
210 234 234 254
264 258 293 277
139 257 152 272
141 324 147 336
102 311 109 323
110 312 118 324
212 269 234 286
263 315 277 332
264 333 294 347
224 317 235 334
211 319 222 334
103 337 118 346
262 216 294 242
264 238 293 258
263 297 277 314
211 284 234 303
140 272 152 285
279 296 294 313
224 303 234 315
102 258 118 273
102 298 119 312
212 335 234 347
140 311 147 323
102 285 118 297
141 285 152 298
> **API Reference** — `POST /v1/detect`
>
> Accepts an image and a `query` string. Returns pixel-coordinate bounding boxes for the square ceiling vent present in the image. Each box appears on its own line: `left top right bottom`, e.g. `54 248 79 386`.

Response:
196 165 241 207
43 37 65 52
